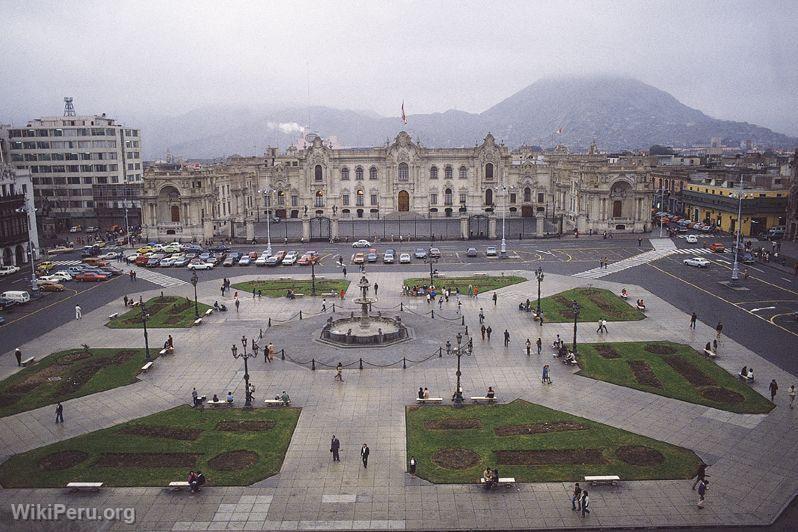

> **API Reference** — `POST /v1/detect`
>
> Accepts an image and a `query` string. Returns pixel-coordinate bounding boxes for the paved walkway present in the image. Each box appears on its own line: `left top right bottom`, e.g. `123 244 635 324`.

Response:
0 267 796 531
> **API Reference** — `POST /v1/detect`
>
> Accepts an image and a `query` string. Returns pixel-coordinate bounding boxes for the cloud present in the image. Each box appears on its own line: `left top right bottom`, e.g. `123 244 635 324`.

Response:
267 122 305 135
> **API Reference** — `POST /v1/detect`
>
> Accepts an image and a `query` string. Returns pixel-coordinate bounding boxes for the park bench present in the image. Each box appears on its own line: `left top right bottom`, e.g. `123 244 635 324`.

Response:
636 304 646 311
703 348 718 358
480 477 516 489
66 482 103 492
159 346 174 356
108 312 118 319
585 475 620 486
140 361 153 373
322 291 336 297
416 397 443 404
168 481 191 491
207 399 230 407
619 293 628 300
264 399 291 407
21 357 36 367
293 293 305 298
739 372 754 384
474 273 488 277
131 300 140 307
204 308 213 316
193 318 202 326
470 396 497 404
192 395 206 407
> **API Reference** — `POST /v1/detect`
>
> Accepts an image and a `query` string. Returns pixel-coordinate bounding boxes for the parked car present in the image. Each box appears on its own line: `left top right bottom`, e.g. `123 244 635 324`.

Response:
145 258 161 268
466 247 478 257
299 252 318 265
366 249 378 262
84 226 98 233
683 257 710 268
69 225 82 233
209 244 231 253
36 261 56 273
238 256 252 266
134 255 150 266
0 316 5 326
37 275 63 285
739 252 755 264
75 272 108 282
158 257 176 268
685 234 698 244
352 252 365 264
255 255 270 267
39 282 64 292
709 242 726 253
222 257 236 267
51 271 73 281
429 247 441 258
0 298 17 311
383 249 395 264
2 290 31 303
48 245 74 254
187 260 213 270
352 239 372 248
0 265 21 276
172 257 190 268
486 246 498 256
414 248 427 259
99 266 123 276
282 251 299 265
399 253 411 264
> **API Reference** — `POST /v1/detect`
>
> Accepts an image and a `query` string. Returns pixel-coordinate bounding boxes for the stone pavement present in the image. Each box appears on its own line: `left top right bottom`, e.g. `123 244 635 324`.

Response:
0 267 797 531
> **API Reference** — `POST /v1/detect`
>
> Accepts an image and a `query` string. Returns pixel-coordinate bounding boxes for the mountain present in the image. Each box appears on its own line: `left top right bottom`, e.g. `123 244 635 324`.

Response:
138 76 797 159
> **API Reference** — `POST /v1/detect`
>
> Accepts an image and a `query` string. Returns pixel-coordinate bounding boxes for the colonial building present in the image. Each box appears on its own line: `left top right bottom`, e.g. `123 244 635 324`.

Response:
142 132 655 242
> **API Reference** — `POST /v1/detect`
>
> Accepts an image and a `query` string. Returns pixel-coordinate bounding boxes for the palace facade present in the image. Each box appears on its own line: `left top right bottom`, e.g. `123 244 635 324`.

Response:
141 132 656 241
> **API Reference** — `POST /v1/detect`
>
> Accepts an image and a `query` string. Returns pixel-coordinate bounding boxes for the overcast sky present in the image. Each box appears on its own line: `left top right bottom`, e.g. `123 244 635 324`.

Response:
2 0 797 135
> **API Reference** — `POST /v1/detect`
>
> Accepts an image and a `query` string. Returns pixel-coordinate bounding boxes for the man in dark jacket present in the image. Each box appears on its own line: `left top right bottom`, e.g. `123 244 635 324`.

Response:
361 443 370 468
330 435 340 462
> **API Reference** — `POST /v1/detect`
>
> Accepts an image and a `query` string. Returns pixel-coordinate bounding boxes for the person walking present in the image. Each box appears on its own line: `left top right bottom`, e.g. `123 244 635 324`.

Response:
542 364 552 384
439 297 443 310
492 292 497 306
373 283 378 296
409 456 416 476
638 237 642 247
715 322 723 340
692 464 707 490
580 490 590 517
536 337 542 355
330 435 340 462
697 479 708 508
480 324 486 341
690 312 697 329
769 379 778 402
503 329 510 347
335 362 344 382
342 266 347 277
55 402 64 424
789 385 796 409
486 326 492 341
220 284 225 297
321 298 327 313
74 304 82 320
538 312 544 327
360 443 370 468
525 338 531 356
478 308 484 324
571 482 582 511
15 348 22 367
234 298 240 313
123 295 129 307
339 288 345 300
596 319 603 334
601 319 608 334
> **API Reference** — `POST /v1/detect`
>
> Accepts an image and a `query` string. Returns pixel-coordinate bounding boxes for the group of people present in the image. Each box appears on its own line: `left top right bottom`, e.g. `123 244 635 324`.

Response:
187 470 206 493
571 482 591 517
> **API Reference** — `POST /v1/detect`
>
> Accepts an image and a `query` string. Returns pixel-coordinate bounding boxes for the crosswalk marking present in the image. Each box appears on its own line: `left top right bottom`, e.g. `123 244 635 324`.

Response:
50 260 186 288
574 239 717 279
676 233 716 239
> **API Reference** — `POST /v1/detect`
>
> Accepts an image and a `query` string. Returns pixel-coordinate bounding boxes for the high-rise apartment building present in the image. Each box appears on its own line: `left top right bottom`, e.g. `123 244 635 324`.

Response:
0 108 142 239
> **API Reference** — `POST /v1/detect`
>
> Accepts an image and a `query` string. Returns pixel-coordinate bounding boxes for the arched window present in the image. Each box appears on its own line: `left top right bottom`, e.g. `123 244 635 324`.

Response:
485 163 494 179
315 190 324 207
356 190 364 206
314 165 323 182
459 166 467 179
170 205 180 222
485 189 493 205
355 166 364 180
444 188 453 206
444 165 453 179
398 162 409 181
524 187 531 202
341 167 349 180
430 166 438 179
369 166 378 180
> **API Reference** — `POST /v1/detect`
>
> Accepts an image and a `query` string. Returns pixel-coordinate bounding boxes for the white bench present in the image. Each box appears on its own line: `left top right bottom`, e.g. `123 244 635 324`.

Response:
470 396 497 404
619 294 628 300
66 482 103 492
585 475 620 486
140 362 153 372
636 305 646 311
207 400 230 407
480 477 516 489
159 347 174 356
416 397 443 404
321 291 336 297
293 293 305 298
204 308 213 316
264 399 290 407
193 318 202 326
703 349 718 358
108 312 118 319
168 481 191 491
21 357 36 367
739 372 754 384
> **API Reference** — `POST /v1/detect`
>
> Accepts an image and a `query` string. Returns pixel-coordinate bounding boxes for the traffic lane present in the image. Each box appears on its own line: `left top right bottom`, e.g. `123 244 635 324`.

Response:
735 300 798 334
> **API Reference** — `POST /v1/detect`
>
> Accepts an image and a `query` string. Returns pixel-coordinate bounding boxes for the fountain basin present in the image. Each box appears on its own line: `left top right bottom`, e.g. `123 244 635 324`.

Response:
320 316 409 347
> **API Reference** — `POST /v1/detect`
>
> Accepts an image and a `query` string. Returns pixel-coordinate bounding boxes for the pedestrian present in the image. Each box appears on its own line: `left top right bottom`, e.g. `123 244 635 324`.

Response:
492 292 497 306
374 283 378 296
129 270 134 282
339 288 345 300
712 339 718 353
638 237 642 247
690 312 697 329
267 342 274 362
439 297 443 309
220 285 225 297
74 304 82 320
572 482 582 511
769 379 778 401
601 319 608 333
474 286 479 298
692 464 707 490
788 385 796 409
253 289 256 299
596 320 603 334
479 308 484 324
542 364 552 384
468 284 473 297
335 362 344 382
258 290 262 299
123 295 129 307
426 293 431 305
457 300 462 314
330 435 340 461
322 298 327 313
504 329 510 347
15 348 22 366
715 322 723 340
538 313 544 327
234 299 240 313
480 324 486 341
486 326 492 341
697 479 708 508
526 338 531 356
55 402 64 424
192 387 199 407
361 443 370 468
581 490 590 517
409 456 416 476
536 337 542 355
342 266 347 277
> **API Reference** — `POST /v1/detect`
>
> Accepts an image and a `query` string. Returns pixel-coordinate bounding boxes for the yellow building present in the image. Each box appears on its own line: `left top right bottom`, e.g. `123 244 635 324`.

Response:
682 183 787 236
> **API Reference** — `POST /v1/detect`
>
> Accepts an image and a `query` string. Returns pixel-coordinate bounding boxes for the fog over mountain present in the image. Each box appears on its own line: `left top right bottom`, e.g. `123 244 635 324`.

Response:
140 76 797 160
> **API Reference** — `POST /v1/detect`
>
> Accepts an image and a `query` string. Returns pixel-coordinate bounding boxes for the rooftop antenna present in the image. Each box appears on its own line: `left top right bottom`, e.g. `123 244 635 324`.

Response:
63 97 75 117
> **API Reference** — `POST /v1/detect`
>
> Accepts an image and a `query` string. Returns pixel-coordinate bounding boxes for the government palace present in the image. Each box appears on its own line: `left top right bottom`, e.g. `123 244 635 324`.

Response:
141 132 656 242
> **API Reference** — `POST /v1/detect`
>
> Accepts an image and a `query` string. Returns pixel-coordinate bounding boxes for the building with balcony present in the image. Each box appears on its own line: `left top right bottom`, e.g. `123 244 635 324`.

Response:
0 162 38 267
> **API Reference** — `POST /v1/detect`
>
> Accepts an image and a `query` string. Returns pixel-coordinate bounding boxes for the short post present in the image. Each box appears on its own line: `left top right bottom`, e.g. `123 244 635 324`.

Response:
268 317 272 327
461 315 465 325
311 358 315 371
400 302 403 311
332 303 336 312
299 310 303 320
465 325 469 336
359 358 363 370
439 346 442 357
431 309 435 319
259 328 263 339
281 349 285 360
403 357 406 369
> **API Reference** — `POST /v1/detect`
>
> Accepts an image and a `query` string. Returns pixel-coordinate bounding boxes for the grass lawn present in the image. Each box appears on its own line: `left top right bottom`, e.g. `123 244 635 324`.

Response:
537 287 645 322
0 405 301 487
406 399 702 484
0 348 154 418
232 278 350 297
576 341 773 414
107 296 212 328
403 275 526 294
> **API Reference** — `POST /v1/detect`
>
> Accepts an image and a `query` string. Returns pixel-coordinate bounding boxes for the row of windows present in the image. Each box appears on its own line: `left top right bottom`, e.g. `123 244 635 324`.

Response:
340 166 378 180
1 217 28 239
12 151 118 162
316 162 495 182
342 191 379 207
0 183 27 197
10 140 118 150
33 176 118 186
7 127 119 138
30 164 119 174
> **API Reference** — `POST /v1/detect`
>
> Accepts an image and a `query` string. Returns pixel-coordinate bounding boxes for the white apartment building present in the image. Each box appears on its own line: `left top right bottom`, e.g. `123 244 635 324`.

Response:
1 113 142 235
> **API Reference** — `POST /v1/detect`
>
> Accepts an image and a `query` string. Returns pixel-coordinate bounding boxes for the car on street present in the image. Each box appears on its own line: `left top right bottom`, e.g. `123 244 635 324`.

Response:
709 242 726 253
209 244 231 253
137 246 155 254
0 316 5 326
486 246 497 256
158 257 176 267
466 247 478 257
146 258 161 268
282 251 299 265
255 255 269 267
0 298 17 311
238 256 252 266
413 248 427 259
98 251 119 260
39 282 64 292
683 257 710 268
187 260 213 270
367 249 378 262
48 245 74 254
298 252 318 265
429 247 441 258
223 256 236 267
37 275 64 285
84 226 98 233
0 265 21 276
75 272 109 282
266 251 286 266
36 261 56 273
383 249 395 263
172 257 190 268
52 271 73 281
685 234 698 244
352 252 365 264
399 253 411 264
134 255 150 266
352 239 371 248
69 225 82 233
99 266 123 276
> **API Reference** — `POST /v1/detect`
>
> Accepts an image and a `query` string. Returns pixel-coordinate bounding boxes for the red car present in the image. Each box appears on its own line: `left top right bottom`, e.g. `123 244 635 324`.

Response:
709 242 726 253
75 272 109 282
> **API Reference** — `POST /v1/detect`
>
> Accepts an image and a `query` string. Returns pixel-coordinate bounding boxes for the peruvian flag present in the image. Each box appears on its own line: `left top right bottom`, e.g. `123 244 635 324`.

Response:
401 101 407 125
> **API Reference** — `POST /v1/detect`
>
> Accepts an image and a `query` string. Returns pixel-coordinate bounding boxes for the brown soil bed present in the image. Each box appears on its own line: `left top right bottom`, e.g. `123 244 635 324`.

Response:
120 425 203 440
494 421 587 436
95 452 200 468
38 450 89 471
586 292 614 312
496 449 607 466
431 448 480 470
56 351 93 365
701 386 745 404
208 450 259 471
424 418 483 430
644 343 677 355
215 420 275 432
663 356 715 387
616 445 665 466
554 295 576 319
628 360 663 388
595 345 620 359
56 350 138 395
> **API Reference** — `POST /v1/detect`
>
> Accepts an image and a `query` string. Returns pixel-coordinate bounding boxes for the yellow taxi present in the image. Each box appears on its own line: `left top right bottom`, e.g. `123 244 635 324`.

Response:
137 246 155 254
36 261 56 273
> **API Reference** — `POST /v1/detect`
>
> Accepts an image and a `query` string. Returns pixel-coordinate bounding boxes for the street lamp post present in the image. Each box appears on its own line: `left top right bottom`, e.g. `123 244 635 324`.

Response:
571 300 580 355
449 332 473 408
140 296 151 361
425 248 439 287
232 334 257 407
15 200 39 296
659 180 665 238
190 271 199 319
500 185 509 258
259 188 273 256
535 266 544 316
310 257 317 296
730 174 745 285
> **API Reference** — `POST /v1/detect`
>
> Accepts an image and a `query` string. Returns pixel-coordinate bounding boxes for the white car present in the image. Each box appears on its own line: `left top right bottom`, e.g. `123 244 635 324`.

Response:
98 251 119 260
352 239 372 248
162 245 181 254
685 234 698 244
254 255 269 266
37 275 63 285
52 271 73 281
159 257 176 267
282 252 299 265
187 261 213 270
399 253 411 264
0 265 21 276
486 246 498 256
683 257 710 268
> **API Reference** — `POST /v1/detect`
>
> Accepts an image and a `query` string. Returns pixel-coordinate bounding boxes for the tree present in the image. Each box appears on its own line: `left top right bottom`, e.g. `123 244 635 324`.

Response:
649 144 676 155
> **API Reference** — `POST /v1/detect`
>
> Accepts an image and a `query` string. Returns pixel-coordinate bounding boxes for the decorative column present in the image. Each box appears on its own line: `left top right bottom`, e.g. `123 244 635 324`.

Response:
536 215 544 237
488 214 497 239
331 214 339 240
245 220 254 242
302 213 311 242
460 213 469 240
